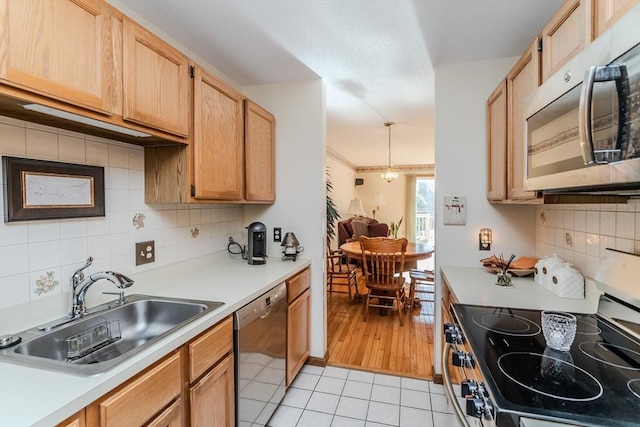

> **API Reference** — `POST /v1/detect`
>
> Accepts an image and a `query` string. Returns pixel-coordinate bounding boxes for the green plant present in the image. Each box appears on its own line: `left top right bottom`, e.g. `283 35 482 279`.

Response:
326 168 341 246
390 217 403 239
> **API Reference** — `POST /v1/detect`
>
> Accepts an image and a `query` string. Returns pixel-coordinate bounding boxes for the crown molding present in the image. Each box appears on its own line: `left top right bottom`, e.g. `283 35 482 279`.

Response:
327 147 357 170
326 148 435 175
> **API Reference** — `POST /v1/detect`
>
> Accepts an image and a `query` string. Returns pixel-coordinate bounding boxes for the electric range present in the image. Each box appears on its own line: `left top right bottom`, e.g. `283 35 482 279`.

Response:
450 300 640 427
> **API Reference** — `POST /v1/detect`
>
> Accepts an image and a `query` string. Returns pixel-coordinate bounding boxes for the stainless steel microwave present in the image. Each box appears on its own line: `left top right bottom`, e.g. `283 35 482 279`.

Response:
524 5 640 194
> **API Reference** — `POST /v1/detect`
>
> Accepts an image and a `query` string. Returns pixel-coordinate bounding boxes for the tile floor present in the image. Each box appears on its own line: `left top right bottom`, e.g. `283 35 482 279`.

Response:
267 365 467 427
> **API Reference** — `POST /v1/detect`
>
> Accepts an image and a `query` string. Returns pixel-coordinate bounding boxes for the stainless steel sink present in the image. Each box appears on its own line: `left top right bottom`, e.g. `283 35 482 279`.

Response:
0 295 224 376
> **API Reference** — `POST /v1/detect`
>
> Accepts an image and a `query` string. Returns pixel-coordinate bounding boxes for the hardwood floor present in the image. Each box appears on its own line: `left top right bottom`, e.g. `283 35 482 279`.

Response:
326 269 435 380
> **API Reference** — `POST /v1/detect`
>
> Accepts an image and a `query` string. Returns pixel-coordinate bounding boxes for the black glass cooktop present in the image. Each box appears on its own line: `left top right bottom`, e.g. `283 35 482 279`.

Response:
453 304 640 427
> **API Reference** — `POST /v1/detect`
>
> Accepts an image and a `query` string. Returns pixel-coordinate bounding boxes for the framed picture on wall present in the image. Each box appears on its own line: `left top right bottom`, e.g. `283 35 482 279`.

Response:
443 195 466 225
2 156 105 222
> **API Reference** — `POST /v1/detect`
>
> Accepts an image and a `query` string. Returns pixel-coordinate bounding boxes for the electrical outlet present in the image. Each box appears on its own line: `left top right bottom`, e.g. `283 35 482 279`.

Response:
274 227 282 242
135 241 155 266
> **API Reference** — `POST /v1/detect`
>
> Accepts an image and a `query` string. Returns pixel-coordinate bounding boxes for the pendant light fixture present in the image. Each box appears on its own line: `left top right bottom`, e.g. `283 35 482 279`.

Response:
381 121 399 183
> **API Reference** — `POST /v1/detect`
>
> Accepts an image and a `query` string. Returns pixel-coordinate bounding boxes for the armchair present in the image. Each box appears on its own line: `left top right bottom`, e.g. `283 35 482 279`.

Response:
337 217 389 247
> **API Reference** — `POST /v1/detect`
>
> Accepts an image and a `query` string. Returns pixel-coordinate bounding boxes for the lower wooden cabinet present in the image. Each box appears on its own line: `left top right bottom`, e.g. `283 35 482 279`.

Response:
87 352 182 427
286 267 311 385
79 316 234 427
190 353 235 427
56 410 85 427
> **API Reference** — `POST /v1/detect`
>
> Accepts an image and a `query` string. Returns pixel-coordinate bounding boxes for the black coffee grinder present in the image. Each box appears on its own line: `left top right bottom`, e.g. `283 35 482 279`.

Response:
247 222 267 265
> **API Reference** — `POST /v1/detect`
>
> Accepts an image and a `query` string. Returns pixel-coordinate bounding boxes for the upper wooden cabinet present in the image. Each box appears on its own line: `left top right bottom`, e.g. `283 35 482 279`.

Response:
541 0 590 82
0 0 114 114
192 66 245 200
487 40 542 203
145 68 276 204
122 17 190 137
506 40 541 201
486 80 508 202
245 100 276 202
593 0 640 39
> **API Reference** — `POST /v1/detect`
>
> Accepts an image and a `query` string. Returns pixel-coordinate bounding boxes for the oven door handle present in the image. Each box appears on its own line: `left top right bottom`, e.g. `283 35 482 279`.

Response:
443 342 472 427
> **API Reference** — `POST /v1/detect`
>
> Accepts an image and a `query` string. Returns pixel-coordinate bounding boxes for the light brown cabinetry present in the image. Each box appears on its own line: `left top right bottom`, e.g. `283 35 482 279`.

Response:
487 40 542 203
192 66 245 200
188 316 235 426
506 40 541 201
286 267 311 385
56 410 85 427
245 100 276 202
122 17 190 137
593 0 640 39
144 68 276 204
0 0 114 113
541 0 590 82
87 352 182 427
486 80 508 201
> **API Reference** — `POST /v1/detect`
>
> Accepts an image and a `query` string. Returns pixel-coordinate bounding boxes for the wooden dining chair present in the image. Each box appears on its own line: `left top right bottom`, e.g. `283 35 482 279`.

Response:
359 236 408 326
407 268 435 309
326 247 358 302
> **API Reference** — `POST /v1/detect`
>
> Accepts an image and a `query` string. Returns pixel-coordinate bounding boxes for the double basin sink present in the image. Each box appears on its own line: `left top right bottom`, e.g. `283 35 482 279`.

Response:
0 295 224 376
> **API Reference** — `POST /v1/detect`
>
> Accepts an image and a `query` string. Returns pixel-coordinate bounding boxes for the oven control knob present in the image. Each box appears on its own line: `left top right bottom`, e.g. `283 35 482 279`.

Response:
466 396 484 418
452 351 475 368
461 380 478 397
483 397 495 421
445 329 464 344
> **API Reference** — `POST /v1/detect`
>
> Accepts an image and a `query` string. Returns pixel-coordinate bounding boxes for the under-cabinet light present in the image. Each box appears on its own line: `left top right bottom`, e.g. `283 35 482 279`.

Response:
23 104 151 138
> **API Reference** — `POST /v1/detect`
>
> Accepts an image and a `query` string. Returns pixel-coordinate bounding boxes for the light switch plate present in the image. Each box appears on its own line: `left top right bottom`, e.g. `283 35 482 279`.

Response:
135 240 155 266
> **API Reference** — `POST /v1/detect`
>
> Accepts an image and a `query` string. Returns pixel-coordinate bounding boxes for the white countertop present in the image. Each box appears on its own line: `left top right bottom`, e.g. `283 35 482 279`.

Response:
441 266 601 313
0 252 311 427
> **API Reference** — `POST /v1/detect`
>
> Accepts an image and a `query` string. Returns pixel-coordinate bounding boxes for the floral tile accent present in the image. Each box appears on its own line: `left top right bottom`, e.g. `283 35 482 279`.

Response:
539 211 547 225
33 271 59 296
191 227 200 239
132 212 146 230
565 231 573 248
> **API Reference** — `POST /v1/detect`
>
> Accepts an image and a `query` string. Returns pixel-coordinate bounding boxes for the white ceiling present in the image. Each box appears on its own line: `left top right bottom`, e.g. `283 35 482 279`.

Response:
113 0 563 168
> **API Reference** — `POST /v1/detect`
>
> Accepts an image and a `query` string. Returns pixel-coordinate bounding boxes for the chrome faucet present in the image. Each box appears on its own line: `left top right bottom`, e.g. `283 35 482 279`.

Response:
70 257 134 318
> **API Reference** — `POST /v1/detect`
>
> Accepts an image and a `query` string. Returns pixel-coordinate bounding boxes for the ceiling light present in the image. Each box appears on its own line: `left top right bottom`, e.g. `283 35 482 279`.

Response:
23 104 151 138
381 122 399 183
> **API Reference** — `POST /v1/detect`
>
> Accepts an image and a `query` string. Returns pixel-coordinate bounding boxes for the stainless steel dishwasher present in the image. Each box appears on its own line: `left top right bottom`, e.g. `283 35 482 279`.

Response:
234 282 287 427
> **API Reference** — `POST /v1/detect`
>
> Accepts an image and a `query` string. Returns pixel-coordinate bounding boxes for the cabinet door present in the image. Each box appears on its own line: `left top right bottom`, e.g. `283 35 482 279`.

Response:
190 353 235 427
0 0 113 113
541 0 590 81
146 399 182 427
56 410 85 427
91 352 181 427
122 18 189 137
287 288 310 386
192 66 244 200
593 0 640 38
245 100 276 202
486 80 508 202
507 39 541 201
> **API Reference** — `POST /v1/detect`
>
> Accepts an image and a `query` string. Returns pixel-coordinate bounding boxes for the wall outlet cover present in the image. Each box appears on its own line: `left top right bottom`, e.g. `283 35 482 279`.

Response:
135 240 155 266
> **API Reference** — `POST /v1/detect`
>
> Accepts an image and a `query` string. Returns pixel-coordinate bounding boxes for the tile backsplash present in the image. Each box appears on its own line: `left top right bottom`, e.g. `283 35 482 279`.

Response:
0 116 244 310
535 201 640 279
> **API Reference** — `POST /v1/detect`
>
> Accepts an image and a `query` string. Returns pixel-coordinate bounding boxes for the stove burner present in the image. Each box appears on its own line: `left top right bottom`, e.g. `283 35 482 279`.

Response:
472 312 541 336
576 318 601 335
628 379 640 399
578 342 640 370
498 352 603 401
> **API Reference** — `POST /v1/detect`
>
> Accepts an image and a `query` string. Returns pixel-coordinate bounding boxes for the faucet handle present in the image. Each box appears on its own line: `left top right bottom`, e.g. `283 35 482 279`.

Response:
72 257 94 287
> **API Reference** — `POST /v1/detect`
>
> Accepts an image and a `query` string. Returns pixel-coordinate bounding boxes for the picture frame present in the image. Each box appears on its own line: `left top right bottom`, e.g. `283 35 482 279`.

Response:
443 195 467 225
2 156 105 222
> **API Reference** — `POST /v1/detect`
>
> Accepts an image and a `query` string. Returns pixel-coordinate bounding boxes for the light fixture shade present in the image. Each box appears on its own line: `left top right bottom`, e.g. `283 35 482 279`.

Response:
381 122 398 183
479 228 492 250
347 199 366 217
381 169 399 183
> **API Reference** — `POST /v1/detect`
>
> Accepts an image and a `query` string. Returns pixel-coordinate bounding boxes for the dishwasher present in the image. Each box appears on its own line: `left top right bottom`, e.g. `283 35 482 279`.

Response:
234 282 287 426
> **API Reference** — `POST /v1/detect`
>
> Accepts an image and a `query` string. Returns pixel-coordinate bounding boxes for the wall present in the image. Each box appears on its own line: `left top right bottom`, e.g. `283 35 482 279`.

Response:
242 80 327 359
356 172 407 234
0 116 244 333
432 57 537 375
326 157 355 249
535 202 640 279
